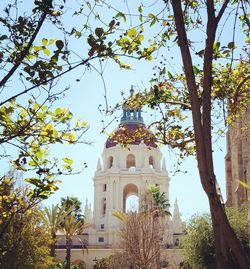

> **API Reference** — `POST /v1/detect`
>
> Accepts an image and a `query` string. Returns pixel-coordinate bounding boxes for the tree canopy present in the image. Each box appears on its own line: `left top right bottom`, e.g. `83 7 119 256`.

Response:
1 1 250 268
182 207 249 269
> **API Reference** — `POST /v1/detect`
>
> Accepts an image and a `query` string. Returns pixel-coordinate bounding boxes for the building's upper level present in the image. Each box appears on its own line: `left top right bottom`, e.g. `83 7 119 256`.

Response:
105 86 157 149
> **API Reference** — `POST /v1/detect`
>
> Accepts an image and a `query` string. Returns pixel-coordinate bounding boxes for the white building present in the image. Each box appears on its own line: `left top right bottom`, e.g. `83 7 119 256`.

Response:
85 87 183 248
56 87 184 267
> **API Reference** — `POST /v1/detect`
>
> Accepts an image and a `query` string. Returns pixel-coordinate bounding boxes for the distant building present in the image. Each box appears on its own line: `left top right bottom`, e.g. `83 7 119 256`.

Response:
225 104 250 238
56 87 184 268
225 105 250 207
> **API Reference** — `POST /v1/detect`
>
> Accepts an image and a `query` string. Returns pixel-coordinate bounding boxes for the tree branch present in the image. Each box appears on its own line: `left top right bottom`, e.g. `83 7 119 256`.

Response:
0 12 47 88
0 56 96 107
216 0 230 24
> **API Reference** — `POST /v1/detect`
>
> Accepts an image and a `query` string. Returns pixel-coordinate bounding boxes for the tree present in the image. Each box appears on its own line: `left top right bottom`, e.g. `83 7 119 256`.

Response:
63 214 88 269
42 204 69 258
61 196 84 222
0 170 41 239
150 2 250 267
182 207 249 269
113 189 169 269
148 186 171 268
0 205 54 269
109 1 250 268
0 0 95 226
0 0 160 207
94 253 129 269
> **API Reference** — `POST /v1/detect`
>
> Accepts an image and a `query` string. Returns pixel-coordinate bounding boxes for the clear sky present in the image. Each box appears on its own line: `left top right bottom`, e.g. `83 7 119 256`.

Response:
2 0 243 221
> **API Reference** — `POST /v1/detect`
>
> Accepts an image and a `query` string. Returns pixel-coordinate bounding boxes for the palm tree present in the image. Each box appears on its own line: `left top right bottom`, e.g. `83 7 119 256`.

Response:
61 196 84 222
42 204 68 257
148 186 171 217
148 186 171 269
63 214 88 269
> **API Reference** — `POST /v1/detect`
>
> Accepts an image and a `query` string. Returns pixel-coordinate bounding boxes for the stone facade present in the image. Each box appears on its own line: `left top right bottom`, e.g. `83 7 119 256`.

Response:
87 141 172 247
225 105 250 207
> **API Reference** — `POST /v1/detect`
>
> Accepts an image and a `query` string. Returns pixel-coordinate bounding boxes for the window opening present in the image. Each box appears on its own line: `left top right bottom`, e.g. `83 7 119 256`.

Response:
125 194 139 213
149 156 154 168
127 154 135 168
102 198 106 215
108 156 113 168
98 237 104 243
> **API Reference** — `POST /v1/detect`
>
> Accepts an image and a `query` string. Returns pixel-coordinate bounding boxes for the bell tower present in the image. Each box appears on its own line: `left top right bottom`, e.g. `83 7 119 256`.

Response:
88 87 171 246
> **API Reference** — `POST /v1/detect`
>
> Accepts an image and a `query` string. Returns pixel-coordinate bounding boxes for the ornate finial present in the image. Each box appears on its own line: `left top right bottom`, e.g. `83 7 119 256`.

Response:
130 85 134 96
120 86 144 125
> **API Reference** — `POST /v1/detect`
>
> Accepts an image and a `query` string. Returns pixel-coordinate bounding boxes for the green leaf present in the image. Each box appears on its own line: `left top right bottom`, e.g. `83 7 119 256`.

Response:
49 39 57 45
137 35 144 42
55 107 62 115
42 38 48 46
25 177 39 186
193 65 201 75
213 41 220 51
86 1 92 9
138 5 142 13
159 67 166 76
115 12 126 22
127 28 137 39
63 157 73 165
43 48 50 56
33 45 41 51
168 71 173 79
36 150 43 160
148 13 155 19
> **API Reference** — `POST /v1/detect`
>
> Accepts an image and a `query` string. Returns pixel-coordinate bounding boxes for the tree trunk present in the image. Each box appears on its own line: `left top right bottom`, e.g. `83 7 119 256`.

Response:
50 232 57 258
155 215 161 269
171 0 250 267
65 236 72 269
206 186 250 268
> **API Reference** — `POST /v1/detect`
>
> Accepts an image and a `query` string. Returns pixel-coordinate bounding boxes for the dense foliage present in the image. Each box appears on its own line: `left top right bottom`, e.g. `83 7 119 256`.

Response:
0 205 54 269
181 207 249 269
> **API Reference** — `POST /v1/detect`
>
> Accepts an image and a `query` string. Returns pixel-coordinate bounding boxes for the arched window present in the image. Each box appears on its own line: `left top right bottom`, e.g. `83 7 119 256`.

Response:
108 156 113 168
123 184 139 212
102 198 106 215
126 154 135 168
125 195 139 212
149 156 154 168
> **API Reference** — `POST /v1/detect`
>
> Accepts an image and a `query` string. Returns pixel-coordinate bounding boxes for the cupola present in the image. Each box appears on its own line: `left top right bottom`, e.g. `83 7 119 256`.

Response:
105 86 157 148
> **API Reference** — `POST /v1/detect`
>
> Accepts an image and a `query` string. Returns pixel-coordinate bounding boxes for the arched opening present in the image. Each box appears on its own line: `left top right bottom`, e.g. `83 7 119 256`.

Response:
123 184 139 212
126 154 135 168
149 156 154 168
125 194 139 212
108 156 113 168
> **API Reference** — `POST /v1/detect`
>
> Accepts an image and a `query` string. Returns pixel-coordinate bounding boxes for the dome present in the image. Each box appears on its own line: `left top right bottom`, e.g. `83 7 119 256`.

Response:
106 123 158 148
106 86 157 149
